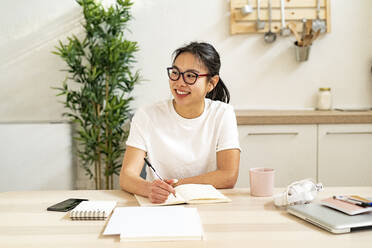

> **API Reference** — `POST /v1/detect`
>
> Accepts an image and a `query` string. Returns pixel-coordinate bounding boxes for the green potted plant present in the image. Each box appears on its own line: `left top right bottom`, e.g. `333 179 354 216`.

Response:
53 0 140 189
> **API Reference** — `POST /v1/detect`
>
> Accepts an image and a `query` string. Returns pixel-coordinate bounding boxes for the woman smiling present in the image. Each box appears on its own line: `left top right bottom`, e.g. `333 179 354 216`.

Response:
120 42 240 203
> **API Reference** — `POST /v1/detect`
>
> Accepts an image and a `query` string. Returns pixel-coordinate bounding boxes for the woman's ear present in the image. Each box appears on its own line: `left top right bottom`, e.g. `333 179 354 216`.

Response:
207 75 219 93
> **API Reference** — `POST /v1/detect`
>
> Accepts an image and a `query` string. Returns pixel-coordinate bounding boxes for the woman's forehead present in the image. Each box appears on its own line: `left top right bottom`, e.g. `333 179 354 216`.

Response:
173 52 206 72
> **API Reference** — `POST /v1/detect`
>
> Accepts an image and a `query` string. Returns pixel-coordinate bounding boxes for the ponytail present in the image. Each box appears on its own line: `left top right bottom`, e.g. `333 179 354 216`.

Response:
206 78 230 103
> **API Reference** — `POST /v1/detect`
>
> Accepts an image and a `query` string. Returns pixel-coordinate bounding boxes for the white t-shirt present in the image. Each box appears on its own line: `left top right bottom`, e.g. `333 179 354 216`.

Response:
126 98 241 181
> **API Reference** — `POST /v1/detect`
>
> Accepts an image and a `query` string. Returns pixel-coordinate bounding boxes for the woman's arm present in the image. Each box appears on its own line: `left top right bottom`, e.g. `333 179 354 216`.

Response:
174 148 240 189
119 146 175 203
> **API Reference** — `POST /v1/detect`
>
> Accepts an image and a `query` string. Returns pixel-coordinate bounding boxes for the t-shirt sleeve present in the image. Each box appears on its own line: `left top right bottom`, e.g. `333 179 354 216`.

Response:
216 105 241 152
126 108 148 152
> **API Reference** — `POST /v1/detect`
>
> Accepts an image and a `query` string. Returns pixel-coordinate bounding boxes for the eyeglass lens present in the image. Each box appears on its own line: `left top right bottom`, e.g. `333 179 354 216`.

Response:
168 67 198 85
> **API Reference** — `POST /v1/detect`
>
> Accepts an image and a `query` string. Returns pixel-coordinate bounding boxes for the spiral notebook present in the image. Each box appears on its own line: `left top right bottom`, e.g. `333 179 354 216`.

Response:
69 201 117 220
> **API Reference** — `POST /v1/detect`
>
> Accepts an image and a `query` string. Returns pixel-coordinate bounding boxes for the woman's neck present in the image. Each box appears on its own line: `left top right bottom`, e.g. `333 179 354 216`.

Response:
172 99 205 119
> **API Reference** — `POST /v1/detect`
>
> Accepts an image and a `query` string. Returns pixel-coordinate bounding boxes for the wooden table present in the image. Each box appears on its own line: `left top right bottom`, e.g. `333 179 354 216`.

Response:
1 188 372 248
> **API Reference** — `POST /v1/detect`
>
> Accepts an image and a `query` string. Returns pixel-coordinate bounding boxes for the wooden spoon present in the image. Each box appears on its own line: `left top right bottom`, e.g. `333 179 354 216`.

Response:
305 19 313 36
302 34 313 47
310 29 321 44
288 22 302 46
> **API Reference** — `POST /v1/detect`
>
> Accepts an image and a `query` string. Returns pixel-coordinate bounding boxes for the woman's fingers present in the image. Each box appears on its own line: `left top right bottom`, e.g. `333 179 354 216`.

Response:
164 179 178 186
150 194 168 203
151 185 170 197
148 180 175 203
153 180 176 195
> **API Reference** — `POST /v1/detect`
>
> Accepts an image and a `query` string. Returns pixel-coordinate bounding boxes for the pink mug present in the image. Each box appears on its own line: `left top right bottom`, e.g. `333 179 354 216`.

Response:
249 168 275 197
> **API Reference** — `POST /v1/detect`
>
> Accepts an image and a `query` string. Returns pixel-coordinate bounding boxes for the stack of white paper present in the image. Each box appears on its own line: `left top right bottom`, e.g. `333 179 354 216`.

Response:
103 206 203 241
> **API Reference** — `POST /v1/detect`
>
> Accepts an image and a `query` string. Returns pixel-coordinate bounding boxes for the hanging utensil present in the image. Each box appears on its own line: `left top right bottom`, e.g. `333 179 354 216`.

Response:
280 0 290 36
264 0 276 43
312 0 326 33
241 0 253 15
256 0 265 30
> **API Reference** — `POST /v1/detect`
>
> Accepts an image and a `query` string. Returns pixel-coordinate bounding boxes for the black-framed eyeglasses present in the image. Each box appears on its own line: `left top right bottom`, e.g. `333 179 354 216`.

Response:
167 67 209 85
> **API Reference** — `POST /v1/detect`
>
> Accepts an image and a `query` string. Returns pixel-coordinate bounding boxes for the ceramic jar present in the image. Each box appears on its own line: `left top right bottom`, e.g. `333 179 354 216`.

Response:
317 87 332 110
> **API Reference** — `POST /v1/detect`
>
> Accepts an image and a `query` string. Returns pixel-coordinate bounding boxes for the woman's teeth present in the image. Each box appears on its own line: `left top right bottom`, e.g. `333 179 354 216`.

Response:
176 90 190 95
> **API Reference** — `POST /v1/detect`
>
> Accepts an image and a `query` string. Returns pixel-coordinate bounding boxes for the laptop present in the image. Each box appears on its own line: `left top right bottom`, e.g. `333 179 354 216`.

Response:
287 200 372 234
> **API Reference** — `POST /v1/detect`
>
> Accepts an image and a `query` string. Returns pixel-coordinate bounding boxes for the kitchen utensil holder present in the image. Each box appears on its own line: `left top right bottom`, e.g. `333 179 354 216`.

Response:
294 41 311 62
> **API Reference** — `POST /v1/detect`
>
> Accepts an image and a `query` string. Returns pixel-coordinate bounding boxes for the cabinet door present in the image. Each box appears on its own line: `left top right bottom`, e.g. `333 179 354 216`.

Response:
318 124 372 186
237 125 317 187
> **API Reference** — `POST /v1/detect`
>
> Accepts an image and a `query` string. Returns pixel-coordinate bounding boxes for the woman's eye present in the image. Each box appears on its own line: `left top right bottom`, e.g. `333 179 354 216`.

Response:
185 73 196 79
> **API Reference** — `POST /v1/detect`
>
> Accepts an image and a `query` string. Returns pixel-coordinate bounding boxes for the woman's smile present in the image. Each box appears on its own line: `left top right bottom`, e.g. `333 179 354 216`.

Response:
175 89 191 96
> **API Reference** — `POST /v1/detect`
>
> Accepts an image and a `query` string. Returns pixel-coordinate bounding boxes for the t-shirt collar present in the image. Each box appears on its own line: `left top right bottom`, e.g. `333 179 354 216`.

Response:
169 98 210 124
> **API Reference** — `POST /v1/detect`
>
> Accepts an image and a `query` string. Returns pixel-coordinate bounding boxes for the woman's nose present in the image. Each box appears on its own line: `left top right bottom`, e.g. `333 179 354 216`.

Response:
174 75 187 86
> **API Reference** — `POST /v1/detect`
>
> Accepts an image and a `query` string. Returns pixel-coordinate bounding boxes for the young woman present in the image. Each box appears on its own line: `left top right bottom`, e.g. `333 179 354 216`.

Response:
119 42 240 203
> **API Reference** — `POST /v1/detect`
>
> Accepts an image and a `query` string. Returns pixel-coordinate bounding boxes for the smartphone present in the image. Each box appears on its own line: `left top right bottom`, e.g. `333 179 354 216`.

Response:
47 198 88 212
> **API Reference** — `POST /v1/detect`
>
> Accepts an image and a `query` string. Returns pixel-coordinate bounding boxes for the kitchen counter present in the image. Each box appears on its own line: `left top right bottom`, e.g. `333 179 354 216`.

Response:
235 109 372 125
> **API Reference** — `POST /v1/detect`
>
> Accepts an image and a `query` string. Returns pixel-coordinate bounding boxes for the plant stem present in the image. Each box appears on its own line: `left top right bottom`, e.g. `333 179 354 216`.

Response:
94 160 98 190
97 103 102 190
105 74 110 190
111 175 113 189
93 102 99 190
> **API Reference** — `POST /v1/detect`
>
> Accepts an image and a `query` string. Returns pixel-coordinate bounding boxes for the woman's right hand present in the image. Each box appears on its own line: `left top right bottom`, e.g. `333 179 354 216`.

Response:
148 179 176 203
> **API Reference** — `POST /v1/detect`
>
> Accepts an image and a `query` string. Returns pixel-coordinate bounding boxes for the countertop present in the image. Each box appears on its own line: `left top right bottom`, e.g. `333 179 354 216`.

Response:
235 109 372 125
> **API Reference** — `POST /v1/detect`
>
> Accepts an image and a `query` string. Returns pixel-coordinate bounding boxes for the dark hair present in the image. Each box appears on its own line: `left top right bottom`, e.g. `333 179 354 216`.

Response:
172 42 230 103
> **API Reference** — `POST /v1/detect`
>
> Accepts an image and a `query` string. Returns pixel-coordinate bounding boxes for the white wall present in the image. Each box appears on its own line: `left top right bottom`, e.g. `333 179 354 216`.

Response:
1 0 371 189
0 123 74 191
1 0 371 122
128 0 372 110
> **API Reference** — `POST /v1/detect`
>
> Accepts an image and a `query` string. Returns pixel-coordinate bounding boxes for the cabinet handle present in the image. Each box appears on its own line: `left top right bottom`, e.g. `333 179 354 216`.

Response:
247 132 299 136
326 131 372 135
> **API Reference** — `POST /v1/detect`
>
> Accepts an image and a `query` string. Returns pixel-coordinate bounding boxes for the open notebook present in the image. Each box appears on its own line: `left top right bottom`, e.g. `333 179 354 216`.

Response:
103 206 203 241
135 184 231 206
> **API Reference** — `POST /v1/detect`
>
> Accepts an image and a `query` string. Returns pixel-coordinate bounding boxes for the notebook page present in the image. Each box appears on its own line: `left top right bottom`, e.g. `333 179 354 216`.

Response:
175 184 230 203
119 207 203 241
134 193 186 206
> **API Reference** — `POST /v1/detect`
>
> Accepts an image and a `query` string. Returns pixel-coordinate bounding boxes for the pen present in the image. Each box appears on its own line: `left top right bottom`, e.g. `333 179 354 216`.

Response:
333 196 370 207
144 157 164 181
348 196 372 207
144 158 177 197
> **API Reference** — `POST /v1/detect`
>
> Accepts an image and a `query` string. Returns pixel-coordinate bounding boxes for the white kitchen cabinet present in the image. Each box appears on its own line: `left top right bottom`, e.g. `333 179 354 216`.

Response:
318 124 372 186
237 125 317 187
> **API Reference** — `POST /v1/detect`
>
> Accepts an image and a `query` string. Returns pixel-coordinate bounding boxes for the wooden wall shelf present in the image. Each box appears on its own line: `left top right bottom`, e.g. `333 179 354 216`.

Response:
230 0 331 34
